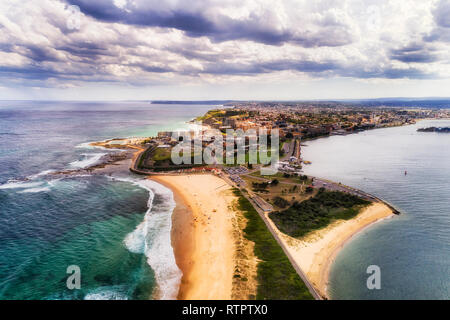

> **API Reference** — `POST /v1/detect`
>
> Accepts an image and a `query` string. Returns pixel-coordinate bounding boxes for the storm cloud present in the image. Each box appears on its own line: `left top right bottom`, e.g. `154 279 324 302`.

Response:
66 0 355 47
0 0 448 91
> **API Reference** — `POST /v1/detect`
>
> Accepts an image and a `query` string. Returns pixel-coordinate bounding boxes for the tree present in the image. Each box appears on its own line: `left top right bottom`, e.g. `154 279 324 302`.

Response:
273 196 289 208
271 179 279 186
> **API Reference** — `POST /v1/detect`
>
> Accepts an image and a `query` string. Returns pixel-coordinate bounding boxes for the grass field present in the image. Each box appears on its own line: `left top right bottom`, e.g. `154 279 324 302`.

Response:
241 175 315 210
249 171 311 185
152 147 172 161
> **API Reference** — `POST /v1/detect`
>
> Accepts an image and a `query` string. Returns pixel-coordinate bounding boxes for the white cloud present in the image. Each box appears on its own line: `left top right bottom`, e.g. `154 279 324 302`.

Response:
0 0 448 97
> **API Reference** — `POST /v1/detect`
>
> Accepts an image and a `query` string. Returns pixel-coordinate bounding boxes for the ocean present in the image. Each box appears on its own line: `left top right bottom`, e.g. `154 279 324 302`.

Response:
1 102 449 300
302 119 450 300
0 101 213 300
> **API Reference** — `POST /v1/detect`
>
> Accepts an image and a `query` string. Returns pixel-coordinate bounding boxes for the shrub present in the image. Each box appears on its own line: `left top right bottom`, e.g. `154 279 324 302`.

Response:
270 191 371 238
232 189 313 300
273 196 290 208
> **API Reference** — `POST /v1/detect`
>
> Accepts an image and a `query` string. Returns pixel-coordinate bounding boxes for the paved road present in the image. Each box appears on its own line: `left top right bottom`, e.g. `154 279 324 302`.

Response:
221 174 323 300
281 140 295 161
312 177 376 201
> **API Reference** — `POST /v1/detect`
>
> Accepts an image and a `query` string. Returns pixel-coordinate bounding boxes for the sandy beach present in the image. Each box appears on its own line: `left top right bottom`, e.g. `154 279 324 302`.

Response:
268 202 395 299
151 174 255 300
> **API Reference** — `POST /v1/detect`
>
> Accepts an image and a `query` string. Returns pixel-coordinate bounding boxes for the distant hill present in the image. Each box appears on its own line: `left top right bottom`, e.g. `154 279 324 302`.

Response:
417 127 450 133
151 100 236 105
151 98 450 109
340 98 450 109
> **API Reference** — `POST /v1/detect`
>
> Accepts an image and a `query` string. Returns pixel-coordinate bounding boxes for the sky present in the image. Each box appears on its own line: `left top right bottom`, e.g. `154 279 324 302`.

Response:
0 0 449 100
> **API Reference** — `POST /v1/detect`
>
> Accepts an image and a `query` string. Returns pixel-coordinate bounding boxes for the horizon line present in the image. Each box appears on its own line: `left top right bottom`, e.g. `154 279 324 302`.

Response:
1 97 450 103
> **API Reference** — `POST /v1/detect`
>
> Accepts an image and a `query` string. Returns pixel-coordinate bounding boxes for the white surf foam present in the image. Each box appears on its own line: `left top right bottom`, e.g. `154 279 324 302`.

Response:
75 141 109 151
75 141 95 149
18 186 51 193
114 176 182 300
0 180 45 190
84 286 129 300
28 170 55 179
69 153 106 169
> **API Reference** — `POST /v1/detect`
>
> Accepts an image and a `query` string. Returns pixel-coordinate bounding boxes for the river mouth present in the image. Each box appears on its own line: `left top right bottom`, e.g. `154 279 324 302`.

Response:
302 119 450 299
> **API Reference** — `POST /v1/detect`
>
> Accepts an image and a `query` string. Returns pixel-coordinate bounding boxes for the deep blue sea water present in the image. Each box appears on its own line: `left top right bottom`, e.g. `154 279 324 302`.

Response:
1 102 448 300
0 101 213 299
302 119 450 299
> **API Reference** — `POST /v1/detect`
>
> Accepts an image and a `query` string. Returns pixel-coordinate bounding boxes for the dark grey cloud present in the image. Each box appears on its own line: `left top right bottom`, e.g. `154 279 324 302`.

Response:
190 59 433 80
66 0 353 47
0 0 446 90
0 62 134 87
424 0 450 43
57 42 111 59
380 68 433 79
0 65 80 81
434 0 450 28
25 45 62 62
390 44 438 63
343 67 433 80
188 59 339 76
131 63 174 73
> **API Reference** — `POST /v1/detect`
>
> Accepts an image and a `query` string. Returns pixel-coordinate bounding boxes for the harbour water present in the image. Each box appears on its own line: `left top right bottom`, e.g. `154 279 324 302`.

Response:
302 119 450 299
0 101 213 299
1 101 448 300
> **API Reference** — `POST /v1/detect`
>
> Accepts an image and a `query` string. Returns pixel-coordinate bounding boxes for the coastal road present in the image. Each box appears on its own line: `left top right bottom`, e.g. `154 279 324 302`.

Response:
312 177 376 201
221 174 323 300
281 139 296 161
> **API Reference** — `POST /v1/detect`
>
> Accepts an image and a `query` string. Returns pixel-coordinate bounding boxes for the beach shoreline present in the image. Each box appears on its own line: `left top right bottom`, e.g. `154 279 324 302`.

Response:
268 201 395 299
319 205 395 298
85 136 398 300
149 175 195 300
150 174 239 300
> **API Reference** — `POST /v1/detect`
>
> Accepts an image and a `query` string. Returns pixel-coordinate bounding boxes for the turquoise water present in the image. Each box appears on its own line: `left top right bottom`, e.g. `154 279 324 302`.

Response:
0 101 213 300
302 119 450 299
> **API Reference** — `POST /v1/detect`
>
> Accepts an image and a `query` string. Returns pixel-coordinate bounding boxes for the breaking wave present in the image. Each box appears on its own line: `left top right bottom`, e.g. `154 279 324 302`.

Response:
69 153 106 169
112 177 182 300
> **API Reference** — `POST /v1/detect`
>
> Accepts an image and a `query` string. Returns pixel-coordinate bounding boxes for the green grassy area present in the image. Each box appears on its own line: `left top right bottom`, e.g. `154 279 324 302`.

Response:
249 171 311 185
270 190 371 238
241 175 315 207
137 146 154 169
223 149 274 167
138 144 208 170
152 147 172 161
195 109 225 121
233 188 314 300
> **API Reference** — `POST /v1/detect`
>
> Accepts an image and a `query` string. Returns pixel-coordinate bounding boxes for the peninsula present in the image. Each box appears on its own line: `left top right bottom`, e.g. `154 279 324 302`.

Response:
417 127 450 132
80 102 449 300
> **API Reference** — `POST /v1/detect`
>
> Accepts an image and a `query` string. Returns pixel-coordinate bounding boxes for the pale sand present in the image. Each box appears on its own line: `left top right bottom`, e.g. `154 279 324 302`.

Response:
267 202 395 299
151 174 238 300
